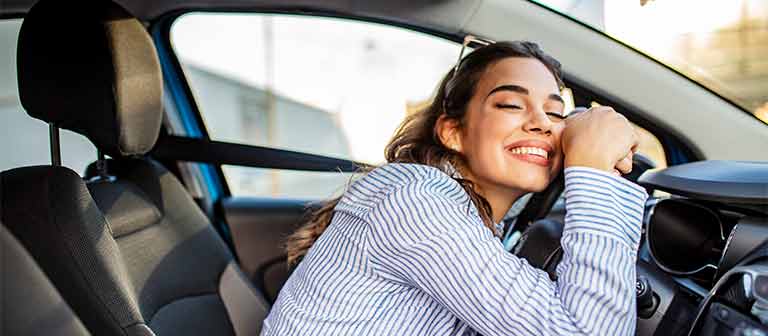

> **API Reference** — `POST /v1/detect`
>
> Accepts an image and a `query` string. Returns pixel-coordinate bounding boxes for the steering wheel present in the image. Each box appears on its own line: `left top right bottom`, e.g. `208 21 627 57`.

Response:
510 152 657 279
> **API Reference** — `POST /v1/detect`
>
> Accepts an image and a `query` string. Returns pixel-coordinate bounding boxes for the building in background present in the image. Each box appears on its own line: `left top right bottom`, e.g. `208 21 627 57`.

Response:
184 65 353 198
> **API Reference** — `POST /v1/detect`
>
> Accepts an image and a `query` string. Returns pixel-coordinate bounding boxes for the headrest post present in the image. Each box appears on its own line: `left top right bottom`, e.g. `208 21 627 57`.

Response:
96 151 109 180
49 123 61 166
89 150 115 183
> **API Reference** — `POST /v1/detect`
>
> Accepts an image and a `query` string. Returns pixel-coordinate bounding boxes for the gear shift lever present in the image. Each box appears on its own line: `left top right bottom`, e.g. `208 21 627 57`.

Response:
637 276 659 318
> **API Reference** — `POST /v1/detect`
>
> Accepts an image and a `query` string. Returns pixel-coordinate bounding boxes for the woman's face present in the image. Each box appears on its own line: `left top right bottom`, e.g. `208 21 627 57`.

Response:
449 57 566 197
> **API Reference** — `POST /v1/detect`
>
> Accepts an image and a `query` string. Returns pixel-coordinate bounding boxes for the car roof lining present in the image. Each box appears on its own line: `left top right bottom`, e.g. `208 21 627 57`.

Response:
1 0 482 33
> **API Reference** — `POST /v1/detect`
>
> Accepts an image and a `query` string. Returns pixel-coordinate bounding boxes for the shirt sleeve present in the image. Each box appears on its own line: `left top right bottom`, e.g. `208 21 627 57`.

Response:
364 166 648 336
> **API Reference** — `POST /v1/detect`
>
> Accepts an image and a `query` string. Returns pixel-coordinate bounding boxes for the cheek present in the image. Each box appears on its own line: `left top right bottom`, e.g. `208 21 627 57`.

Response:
548 122 566 173
463 113 515 161
475 110 525 141
551 121 566 140
462 115 522 176
549 123 565 156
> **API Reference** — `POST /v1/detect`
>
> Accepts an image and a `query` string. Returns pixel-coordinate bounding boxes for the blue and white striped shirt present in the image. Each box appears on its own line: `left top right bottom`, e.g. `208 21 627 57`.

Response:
262 163 648 336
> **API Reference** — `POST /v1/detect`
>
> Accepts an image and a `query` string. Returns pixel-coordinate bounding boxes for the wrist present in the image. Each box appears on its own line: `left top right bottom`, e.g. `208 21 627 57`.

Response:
564 157 614 173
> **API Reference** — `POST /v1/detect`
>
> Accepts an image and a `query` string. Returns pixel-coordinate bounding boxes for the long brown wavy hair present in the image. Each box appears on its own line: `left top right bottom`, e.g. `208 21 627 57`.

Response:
286 41 564 265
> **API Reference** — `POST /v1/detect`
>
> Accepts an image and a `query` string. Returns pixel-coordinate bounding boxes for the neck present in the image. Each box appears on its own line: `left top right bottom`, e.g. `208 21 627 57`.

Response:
477 183 525 224
454 165 525 224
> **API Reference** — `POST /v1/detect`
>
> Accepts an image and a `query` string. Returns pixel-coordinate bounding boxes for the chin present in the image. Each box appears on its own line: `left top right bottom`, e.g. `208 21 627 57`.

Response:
503 174 551 193
516 180 549 193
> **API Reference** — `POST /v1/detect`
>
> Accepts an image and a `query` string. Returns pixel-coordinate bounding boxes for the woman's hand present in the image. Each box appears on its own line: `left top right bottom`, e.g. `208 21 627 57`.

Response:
561 106 639 175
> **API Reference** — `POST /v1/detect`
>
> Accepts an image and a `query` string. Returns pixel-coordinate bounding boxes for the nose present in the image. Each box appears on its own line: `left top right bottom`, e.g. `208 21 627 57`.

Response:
522 109 553 136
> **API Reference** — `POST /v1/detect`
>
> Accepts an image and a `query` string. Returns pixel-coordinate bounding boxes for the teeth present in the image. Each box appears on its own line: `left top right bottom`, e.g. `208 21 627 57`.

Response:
509 146 549 159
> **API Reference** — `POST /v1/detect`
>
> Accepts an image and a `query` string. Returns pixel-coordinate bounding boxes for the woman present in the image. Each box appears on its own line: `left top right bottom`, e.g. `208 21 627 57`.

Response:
261 41 646 336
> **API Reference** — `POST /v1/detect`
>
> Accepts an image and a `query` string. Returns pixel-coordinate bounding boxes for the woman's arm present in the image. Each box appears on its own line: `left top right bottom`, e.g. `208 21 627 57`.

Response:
365 166 647 336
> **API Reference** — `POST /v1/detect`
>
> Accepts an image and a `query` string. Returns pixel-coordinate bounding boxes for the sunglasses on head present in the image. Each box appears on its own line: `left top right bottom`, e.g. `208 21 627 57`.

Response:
451 35 496 78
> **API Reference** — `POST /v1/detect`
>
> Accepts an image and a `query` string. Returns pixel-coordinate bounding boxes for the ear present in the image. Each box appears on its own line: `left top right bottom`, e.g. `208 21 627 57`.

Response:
436 115 463 152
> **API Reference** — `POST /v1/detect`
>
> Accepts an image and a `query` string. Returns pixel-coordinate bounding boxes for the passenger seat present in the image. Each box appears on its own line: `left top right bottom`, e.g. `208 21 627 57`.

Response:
1 0 269 335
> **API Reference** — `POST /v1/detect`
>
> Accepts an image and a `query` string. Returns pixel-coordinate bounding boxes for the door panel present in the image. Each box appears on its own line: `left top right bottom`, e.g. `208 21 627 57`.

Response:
220 197 316 302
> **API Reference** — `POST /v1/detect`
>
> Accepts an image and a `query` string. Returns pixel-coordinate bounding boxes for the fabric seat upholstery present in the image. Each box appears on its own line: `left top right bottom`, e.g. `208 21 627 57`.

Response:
1 0 269 335
1 224 91 336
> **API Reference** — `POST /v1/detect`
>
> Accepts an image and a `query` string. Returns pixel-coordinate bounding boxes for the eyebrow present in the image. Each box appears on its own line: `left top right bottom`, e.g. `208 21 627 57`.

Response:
487 84 565 104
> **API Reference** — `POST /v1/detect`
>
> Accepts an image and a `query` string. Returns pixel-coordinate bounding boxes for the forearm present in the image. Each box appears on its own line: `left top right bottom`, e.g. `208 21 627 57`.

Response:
553 167 648 335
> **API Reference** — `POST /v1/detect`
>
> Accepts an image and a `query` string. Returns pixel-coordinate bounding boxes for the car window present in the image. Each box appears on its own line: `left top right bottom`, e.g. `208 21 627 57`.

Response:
533 0 768 125
0 19 96 174
171 13 460 198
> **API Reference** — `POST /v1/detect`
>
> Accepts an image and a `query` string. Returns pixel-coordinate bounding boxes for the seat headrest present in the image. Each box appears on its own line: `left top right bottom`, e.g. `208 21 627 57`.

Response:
17 0 163 157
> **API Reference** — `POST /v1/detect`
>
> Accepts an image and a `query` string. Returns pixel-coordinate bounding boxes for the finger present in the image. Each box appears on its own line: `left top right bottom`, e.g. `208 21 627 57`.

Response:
588 106 615 116
612 169 622 177
615 153 633 175
631 128 641 153
569 107 590 116
564 108 589 123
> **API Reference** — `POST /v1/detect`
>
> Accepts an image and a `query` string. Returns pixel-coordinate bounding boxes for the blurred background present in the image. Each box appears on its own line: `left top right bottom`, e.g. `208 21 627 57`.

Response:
541 0 768 123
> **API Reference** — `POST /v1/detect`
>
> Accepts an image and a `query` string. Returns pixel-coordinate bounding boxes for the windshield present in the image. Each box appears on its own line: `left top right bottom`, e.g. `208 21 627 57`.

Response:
534 0 768 125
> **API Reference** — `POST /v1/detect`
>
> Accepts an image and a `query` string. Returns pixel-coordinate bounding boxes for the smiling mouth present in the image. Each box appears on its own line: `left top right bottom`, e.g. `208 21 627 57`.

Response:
507 146 549 160
506 144 552 167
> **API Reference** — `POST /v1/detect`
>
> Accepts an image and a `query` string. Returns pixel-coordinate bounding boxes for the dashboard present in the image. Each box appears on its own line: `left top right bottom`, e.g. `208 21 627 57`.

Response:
636 160 768 336
514 160 768 336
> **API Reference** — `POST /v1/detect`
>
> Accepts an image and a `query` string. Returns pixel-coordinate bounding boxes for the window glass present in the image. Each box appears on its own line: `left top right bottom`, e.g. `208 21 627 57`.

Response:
171 13 459 197
534 0 768 125
222 166 353 199
634 123 667 169
0 19 96 174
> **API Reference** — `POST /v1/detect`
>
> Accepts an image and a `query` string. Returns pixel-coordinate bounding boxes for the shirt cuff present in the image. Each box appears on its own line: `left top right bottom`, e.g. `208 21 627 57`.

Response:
563 166 649 249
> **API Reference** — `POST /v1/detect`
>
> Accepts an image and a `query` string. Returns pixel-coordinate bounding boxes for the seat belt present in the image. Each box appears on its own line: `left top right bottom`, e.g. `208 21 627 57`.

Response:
151 134 364 172
219 262 271 335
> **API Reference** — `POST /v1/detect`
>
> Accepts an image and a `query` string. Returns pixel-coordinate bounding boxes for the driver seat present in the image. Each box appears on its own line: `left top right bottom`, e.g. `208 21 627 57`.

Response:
1 0 268 335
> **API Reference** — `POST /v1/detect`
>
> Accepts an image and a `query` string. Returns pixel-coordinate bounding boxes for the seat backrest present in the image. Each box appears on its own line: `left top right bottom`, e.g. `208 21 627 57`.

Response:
1 224 90 336
2 0 269 334
2 165 151 335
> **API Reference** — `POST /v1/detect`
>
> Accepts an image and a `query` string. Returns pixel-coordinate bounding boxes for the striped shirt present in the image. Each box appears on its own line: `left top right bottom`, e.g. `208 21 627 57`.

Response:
262 163 648 336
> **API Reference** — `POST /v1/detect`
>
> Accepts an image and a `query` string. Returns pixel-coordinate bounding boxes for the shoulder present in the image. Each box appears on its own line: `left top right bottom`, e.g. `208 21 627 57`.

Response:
359 164 487 246
336 163 468 214
355 164 479 227
369 163 454 188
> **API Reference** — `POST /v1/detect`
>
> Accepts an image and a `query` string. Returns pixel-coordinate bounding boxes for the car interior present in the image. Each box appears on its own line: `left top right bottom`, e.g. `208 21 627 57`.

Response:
1 0 766 336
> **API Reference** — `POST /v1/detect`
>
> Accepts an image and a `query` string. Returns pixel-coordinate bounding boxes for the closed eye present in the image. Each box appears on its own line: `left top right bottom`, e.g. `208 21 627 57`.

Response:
546 112 566 120
495 103 523 110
